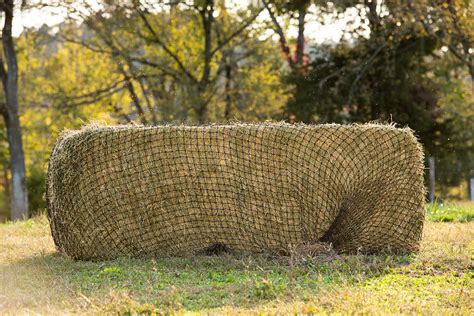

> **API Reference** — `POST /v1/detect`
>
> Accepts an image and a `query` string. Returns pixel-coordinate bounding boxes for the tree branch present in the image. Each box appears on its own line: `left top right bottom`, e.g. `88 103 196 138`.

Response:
58 35 115 55
209 7 263 57
0 58 7 91
53 79 127 108
347 42 387 105
117 63 149 125
262 0 293 66
135 6 198 83
197 0 214 87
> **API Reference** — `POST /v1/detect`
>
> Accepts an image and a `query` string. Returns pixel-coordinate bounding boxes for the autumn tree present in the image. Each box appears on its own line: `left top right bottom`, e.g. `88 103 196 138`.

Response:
52 0 276 123
405 0 473 81
13 2 289 213
13 25 120 215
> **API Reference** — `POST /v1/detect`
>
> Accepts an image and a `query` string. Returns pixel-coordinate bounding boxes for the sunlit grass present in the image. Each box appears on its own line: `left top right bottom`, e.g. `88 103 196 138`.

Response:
0 210 472 314
426 200 474 222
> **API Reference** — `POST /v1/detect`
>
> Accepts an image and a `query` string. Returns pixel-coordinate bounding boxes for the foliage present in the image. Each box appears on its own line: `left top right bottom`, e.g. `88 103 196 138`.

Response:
52 0 286 123
432 68 474 195
284 2 473 191
26 166 46 215
5 27 117 217
403 0 473 80
11 4 288 216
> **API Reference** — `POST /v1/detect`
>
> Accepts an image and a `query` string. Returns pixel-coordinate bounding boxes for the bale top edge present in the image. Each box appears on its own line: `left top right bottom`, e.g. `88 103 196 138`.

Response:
57 121 416 140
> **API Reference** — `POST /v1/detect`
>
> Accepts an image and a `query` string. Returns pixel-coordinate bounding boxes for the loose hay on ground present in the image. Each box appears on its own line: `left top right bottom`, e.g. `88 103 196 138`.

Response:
46 123 425 260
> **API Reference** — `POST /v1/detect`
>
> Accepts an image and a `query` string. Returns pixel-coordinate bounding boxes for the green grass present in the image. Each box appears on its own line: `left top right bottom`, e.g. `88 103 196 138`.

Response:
426 201 474 222
0 204 473 314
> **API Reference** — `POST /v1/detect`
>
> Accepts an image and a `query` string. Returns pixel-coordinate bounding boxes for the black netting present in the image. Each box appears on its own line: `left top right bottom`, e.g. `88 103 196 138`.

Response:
46 123 425 260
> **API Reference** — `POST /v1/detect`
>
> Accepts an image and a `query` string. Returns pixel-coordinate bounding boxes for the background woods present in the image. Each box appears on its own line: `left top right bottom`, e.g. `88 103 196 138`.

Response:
0 0 472 219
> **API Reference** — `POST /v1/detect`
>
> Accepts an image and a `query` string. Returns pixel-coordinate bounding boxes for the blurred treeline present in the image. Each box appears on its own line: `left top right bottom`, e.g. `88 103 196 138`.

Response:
1 0 473 219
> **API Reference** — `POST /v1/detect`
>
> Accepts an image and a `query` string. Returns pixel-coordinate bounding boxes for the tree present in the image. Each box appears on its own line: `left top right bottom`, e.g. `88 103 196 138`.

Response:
405 0 473 81
11 3 289 213
56 0 267 123
262 0 311 68
286 0 473 195
262 0 356 121
0 0 28 220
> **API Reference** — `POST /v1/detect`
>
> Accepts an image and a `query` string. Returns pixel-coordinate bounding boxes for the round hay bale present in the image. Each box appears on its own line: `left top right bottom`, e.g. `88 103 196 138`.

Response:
46 123 425 260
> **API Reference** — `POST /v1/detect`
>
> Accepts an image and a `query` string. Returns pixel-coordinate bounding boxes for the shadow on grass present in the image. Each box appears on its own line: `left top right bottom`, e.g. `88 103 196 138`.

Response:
3 250 416 312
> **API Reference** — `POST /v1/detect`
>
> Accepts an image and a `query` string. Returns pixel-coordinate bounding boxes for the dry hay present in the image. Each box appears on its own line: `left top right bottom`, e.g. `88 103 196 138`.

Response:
46 123 425 260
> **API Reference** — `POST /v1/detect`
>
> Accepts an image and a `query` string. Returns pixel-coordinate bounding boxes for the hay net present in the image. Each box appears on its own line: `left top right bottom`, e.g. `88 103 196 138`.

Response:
46 123 426 260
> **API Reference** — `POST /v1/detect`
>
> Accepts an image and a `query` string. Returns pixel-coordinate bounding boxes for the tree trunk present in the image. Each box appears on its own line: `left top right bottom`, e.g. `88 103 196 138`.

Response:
296 7 306 66
224 62 232 119
2 160 10 206
5 113 28 220
196 0 214 124
196 100 208 123
1 0 29 220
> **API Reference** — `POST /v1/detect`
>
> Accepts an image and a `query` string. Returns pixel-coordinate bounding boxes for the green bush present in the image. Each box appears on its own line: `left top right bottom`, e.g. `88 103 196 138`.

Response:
27 167 46 216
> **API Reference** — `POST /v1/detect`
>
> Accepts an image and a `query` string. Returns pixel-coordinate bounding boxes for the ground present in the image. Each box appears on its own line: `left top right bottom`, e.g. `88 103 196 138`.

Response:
0 202 473 314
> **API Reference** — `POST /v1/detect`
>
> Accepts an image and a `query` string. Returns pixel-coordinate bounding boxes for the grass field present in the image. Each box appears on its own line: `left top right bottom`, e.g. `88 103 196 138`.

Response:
0 203 473 314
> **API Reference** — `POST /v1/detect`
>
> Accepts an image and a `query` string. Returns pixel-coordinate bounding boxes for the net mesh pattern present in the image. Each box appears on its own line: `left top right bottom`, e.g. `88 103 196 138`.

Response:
46 123 426 260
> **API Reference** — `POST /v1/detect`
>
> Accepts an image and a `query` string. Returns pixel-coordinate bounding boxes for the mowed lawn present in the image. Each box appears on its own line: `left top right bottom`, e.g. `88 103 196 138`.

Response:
0 203 473 314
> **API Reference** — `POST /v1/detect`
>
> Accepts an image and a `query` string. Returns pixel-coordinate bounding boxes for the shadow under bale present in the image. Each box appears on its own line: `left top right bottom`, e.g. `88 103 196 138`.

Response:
46 123 425 260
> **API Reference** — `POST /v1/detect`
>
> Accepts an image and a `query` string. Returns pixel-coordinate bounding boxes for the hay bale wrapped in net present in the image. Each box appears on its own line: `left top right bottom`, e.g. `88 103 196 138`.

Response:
46 123 425 260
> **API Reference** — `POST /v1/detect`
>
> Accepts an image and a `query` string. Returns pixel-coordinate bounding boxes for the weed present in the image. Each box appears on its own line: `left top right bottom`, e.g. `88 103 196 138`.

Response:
254 276 287 300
